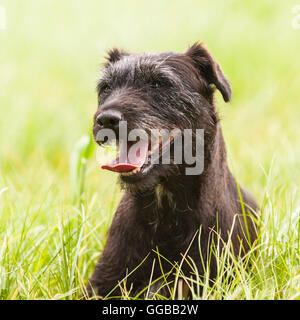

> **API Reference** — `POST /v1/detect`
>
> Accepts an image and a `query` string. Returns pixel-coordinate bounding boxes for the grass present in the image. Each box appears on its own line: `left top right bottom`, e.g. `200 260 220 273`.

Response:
0 0 299 299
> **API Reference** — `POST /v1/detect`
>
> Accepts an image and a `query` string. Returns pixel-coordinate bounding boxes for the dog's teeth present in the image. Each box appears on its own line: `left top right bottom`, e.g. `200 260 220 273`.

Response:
121 167 141 176
132 167 141 174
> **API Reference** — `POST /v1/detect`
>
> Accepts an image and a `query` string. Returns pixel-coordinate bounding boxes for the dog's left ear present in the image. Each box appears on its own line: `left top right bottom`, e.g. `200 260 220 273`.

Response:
105 48 128 65
185 42 231 102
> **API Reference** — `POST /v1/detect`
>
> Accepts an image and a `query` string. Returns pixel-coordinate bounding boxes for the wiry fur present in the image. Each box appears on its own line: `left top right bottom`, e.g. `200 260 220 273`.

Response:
87 42 258 299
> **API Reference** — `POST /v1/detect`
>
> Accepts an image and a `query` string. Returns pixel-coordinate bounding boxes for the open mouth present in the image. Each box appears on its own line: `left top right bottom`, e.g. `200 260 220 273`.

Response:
101 130 180 178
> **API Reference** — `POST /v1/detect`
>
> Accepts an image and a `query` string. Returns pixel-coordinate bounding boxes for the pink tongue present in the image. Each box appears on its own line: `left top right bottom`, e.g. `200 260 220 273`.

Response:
101 141 148 173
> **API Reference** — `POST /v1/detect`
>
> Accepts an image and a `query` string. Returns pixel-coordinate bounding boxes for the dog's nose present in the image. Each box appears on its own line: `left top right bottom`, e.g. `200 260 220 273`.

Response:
96 110 122 130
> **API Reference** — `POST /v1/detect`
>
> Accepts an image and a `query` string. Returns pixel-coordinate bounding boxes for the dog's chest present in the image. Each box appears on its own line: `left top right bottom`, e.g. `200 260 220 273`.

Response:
141 185 197 256
155 184 175 210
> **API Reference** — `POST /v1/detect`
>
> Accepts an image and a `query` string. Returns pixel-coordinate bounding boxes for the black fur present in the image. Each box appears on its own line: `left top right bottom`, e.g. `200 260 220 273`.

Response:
87 42 258 299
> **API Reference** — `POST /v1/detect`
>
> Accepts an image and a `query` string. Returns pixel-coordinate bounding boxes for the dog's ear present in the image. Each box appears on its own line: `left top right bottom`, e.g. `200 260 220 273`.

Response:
105 48 128 65
185 42 231 102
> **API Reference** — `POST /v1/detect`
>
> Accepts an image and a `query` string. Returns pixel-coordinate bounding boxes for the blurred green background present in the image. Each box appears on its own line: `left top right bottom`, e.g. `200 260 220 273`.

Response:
0 0 299 299
1 0 300 195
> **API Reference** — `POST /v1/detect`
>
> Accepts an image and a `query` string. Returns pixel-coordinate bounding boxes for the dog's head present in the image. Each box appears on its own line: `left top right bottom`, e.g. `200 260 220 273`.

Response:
93 42 231 193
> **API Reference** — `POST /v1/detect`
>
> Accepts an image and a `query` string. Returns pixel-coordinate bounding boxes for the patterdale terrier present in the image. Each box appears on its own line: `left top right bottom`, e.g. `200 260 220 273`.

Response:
86 42 258 299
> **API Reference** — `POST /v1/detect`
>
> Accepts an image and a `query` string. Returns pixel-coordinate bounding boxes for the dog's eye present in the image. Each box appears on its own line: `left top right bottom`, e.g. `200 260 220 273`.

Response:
101 84 111 93
98 82 111 95
151 81 160 89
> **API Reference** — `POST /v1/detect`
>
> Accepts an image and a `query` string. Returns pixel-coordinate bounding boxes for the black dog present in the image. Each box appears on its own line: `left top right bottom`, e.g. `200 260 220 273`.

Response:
87 42 258 299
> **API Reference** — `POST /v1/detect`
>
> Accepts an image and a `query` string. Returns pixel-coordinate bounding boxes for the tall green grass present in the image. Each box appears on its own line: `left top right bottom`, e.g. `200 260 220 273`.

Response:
0 0 299 299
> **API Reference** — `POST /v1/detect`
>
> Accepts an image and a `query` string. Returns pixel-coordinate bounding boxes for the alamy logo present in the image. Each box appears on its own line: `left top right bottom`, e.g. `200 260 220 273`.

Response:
95 122 205 176
0 5 6 30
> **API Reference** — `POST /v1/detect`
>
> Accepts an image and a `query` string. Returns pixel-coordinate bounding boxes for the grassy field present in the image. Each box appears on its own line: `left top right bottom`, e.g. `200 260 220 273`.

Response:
0 0 299 299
